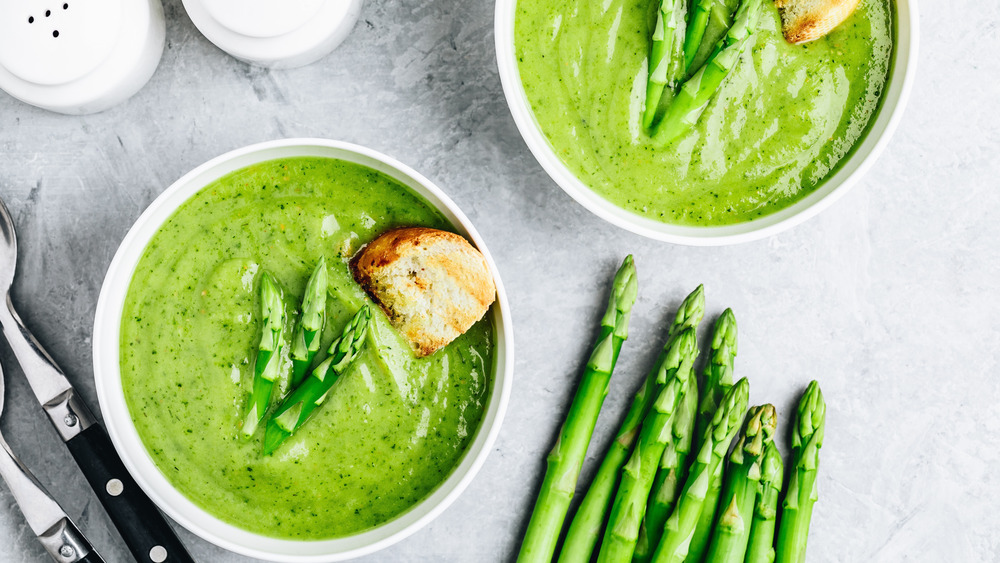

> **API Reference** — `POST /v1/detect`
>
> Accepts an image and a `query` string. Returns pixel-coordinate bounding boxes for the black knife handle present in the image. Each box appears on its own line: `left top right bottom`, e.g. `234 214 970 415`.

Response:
65 424 194 563
76 551 106 563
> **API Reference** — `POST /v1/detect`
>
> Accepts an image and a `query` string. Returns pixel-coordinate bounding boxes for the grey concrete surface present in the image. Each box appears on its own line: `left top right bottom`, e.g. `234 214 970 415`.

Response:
0 0 997 561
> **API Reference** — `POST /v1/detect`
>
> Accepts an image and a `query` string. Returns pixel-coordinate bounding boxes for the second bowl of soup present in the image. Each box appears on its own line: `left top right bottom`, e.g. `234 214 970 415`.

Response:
496 0 918 244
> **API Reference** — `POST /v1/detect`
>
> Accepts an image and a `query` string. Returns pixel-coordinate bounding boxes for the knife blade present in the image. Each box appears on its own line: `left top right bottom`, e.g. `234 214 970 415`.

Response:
0 427 103 562
0 354 103 563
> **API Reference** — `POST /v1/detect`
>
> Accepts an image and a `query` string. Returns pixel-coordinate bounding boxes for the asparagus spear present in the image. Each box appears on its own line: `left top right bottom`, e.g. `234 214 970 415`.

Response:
290 258 329 388
557 285 704 563
633 373 698 563
596 328 699 563
704 404 778 563
746 442 784 563
682 0 716 69
643 0 688 129
517 256 638 563
263 305 371 455
653 0 764 144
242 272 286 438
694 309 738 449
685 0 741 72
665 309 739 557
775 381 826 563
649 378 749 563
659 309 737 562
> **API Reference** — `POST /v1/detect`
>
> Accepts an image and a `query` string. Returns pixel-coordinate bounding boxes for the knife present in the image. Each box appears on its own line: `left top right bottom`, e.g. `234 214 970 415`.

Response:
0 359 104 563
0 300 195 563
0 197 193 563
0 439 105 563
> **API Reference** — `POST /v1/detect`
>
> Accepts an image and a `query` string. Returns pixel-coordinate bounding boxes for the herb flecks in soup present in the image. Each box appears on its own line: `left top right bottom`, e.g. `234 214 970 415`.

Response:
120 157 494 539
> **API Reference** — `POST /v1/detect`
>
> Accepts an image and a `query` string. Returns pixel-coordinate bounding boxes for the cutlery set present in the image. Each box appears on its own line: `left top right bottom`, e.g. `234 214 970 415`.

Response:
0 197 193 562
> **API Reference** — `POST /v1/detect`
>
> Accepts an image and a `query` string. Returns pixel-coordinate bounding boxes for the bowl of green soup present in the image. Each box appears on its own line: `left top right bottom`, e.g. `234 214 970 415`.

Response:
496 0 918 244
93 139 513 561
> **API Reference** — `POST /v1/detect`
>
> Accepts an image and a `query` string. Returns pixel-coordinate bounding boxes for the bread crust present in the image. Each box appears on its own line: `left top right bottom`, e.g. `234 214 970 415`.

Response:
351 227 496 357
776 0 860 44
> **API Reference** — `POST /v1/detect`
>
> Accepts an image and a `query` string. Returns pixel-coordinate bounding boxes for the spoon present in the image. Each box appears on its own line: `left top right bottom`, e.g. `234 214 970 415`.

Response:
0 358 103 562
0 195 193 563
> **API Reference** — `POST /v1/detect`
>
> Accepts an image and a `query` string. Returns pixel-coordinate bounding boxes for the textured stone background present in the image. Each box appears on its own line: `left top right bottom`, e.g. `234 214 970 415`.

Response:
0 0 997 561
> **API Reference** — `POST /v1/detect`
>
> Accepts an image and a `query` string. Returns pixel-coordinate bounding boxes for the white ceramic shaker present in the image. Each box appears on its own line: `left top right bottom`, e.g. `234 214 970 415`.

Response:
0 0 165 115
181 0 363 69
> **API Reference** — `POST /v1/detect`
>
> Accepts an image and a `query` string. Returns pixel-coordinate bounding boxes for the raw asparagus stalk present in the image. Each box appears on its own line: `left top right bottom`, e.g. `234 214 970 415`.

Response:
704 404 778 563
263 305 371 455
649 378 750 563
633 373 698 563
242 272 286 437
557 285 704 563
745 442 784 563
694 308 738 449
643 0 688 129
290 258 329 388
596 329 699 563
654 0 764 144
516 256 638 563
686 467 722 563
775 381 826 563
677 309 740 562
684 308 738 543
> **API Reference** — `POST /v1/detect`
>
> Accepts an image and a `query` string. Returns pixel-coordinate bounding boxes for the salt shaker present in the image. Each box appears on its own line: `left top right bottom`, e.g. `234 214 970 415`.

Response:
0 0 165 115
181 0 363 69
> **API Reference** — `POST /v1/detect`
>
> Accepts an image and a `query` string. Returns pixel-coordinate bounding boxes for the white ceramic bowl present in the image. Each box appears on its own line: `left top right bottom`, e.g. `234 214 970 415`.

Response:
93 139 514 562
495 0 919 245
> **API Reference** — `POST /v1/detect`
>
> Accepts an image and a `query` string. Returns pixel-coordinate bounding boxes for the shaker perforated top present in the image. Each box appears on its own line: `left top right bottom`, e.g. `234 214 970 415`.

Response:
182 0 363 68
0 0 165 114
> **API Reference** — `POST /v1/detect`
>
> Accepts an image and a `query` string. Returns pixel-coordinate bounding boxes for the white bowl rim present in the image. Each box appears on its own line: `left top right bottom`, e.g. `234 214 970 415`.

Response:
93 138 514 562
494 0 919 245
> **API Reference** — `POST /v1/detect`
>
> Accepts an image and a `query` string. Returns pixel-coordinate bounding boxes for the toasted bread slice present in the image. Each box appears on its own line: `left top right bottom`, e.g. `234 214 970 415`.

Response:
774 0 860 44
350 227 496 357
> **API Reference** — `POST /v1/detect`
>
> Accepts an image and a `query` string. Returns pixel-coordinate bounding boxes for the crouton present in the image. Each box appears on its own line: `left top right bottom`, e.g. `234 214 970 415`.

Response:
350 227 496 357
774 0 860 44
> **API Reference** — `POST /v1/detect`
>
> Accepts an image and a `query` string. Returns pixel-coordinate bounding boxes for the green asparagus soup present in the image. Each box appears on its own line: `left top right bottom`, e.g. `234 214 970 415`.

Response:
514 0 893 225
120 157 494 539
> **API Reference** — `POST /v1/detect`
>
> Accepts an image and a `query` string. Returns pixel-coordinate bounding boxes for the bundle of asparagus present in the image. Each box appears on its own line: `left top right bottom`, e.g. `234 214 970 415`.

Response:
264 305 371 455
643 0 763 139
240 262 372 455
559 285 704 563
517 271 827 563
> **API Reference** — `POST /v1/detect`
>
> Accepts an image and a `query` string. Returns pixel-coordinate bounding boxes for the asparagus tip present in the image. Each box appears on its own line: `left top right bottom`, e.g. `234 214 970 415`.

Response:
794 381 826 459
